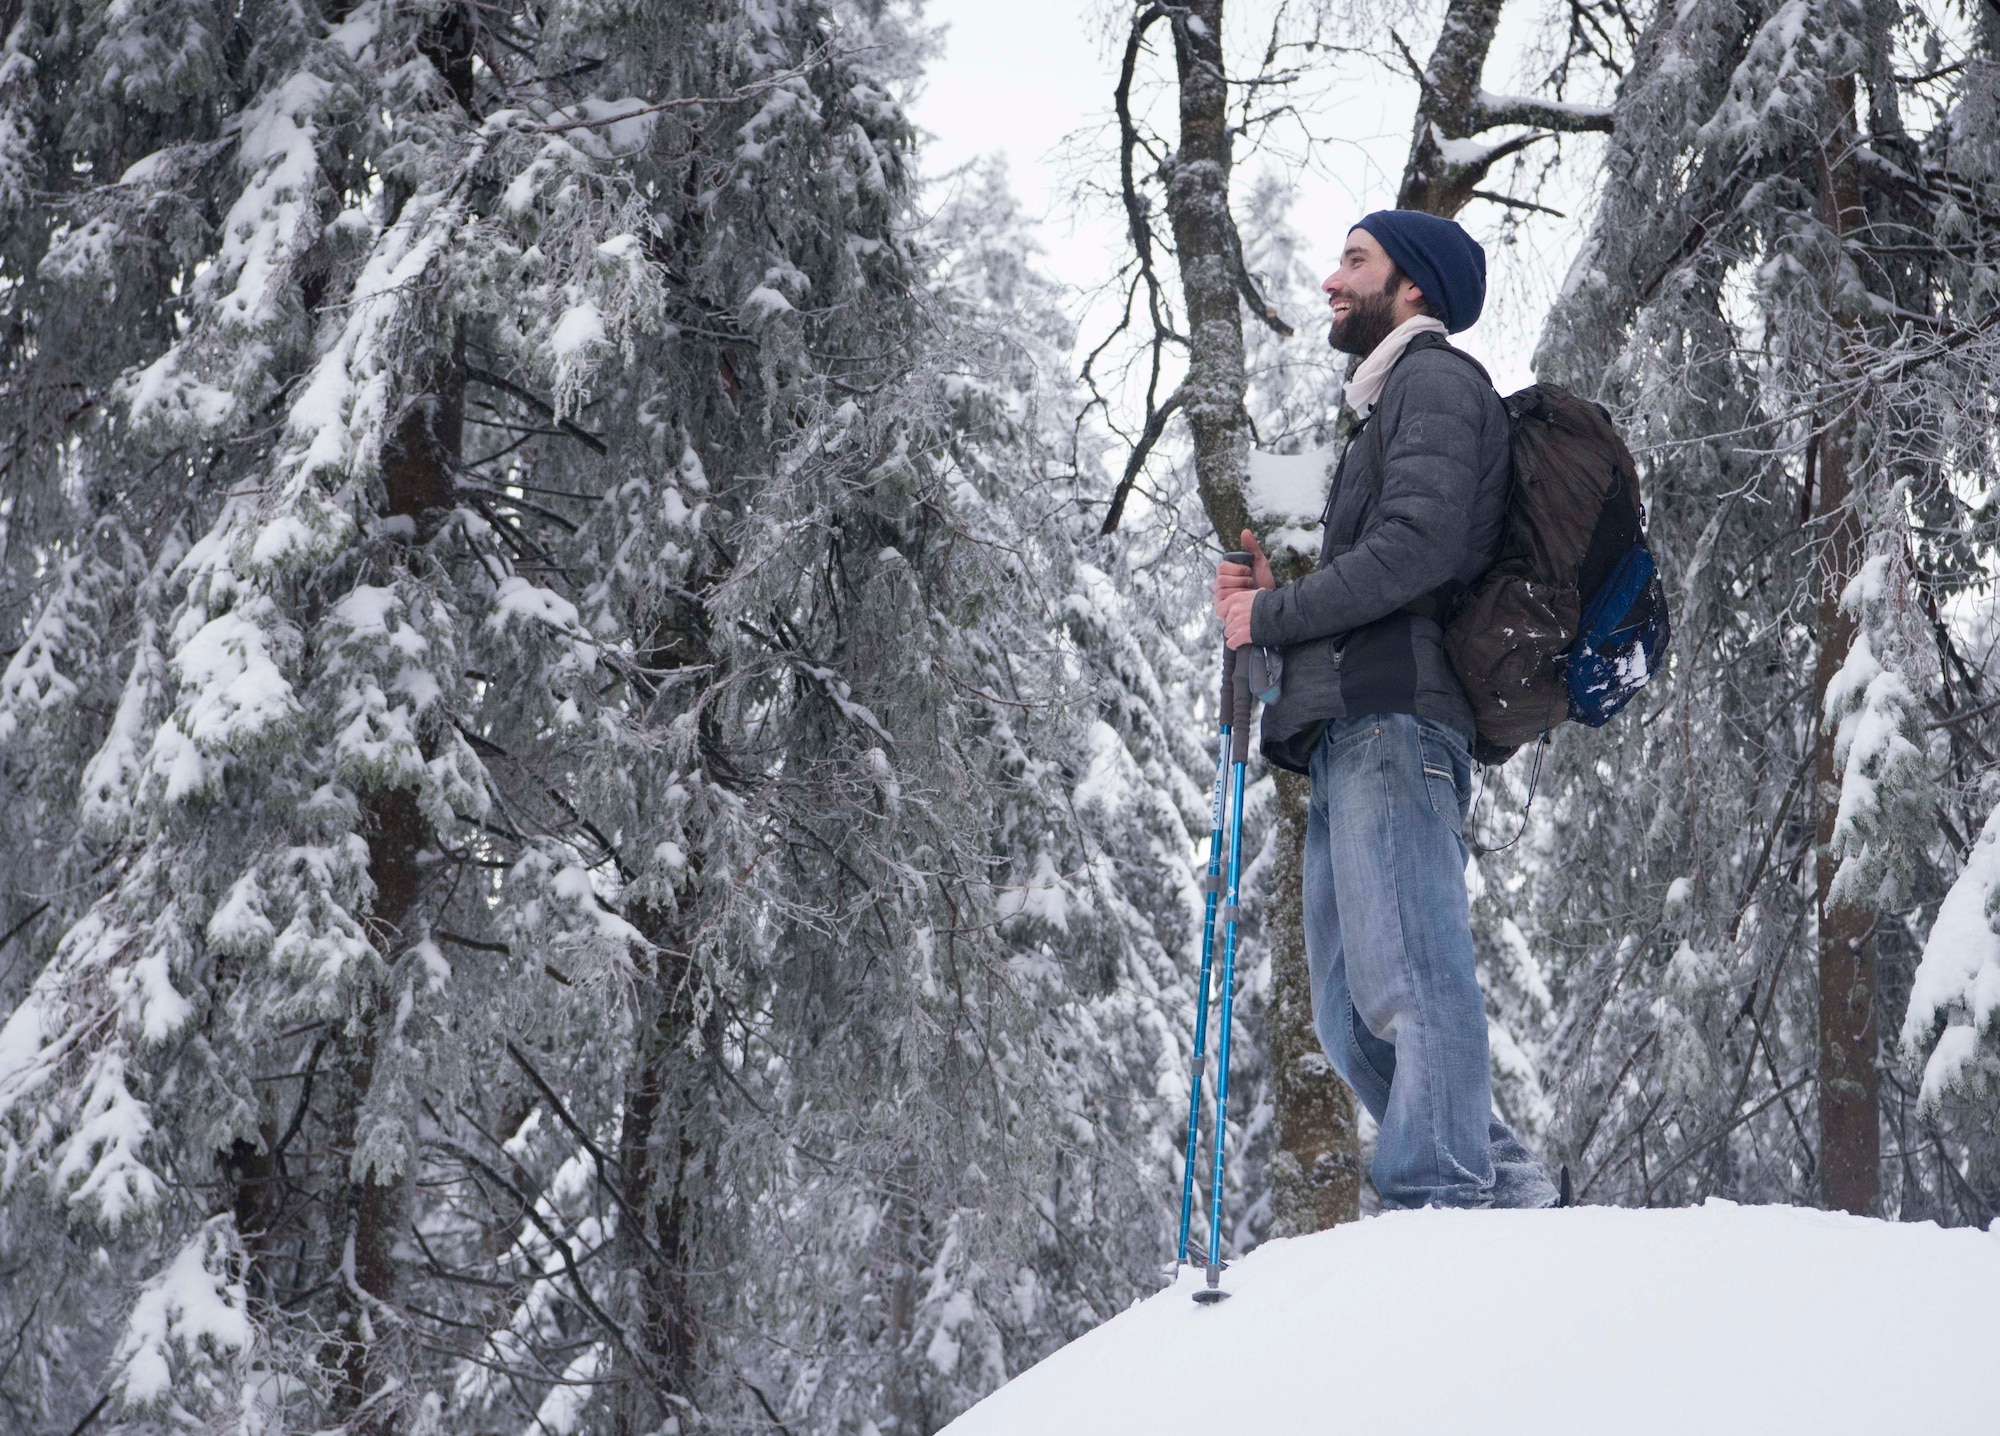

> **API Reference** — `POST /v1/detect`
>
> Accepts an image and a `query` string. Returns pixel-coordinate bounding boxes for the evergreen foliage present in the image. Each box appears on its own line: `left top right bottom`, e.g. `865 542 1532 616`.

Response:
0 5 1205 1430
4 0 2000 1425
1516 0 2000 1219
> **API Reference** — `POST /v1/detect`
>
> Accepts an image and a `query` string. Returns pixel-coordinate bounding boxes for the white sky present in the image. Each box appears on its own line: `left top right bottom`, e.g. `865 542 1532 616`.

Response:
905 0 1605 400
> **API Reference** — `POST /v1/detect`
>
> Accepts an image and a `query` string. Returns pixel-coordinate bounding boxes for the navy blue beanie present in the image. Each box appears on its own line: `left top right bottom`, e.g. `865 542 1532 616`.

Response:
1352 210 1487 333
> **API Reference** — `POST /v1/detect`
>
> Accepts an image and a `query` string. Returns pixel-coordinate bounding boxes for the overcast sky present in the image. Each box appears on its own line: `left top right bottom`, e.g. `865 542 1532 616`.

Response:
903 0 1602 398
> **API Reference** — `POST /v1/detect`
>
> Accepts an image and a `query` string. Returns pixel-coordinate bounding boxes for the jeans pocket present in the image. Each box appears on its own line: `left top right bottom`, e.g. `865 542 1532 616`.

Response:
1418 728 1469 832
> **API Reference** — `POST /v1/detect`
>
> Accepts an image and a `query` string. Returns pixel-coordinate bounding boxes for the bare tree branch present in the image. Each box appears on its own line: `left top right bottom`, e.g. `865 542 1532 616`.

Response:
1476 90 1616 133
1099 386 1185 535
529 43 840 133
1470 188 1568 218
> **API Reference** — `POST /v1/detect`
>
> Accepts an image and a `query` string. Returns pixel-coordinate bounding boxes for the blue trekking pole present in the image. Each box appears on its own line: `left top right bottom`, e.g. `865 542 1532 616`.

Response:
1195 657 1254 1305
1176 640 1237 1269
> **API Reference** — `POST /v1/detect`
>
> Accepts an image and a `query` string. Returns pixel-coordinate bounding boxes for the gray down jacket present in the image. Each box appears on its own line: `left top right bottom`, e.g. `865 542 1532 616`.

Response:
1249 332 1512 774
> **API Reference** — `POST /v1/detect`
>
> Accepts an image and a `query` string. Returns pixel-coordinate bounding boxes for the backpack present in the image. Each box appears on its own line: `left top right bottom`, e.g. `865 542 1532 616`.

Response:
1441 383 1671 764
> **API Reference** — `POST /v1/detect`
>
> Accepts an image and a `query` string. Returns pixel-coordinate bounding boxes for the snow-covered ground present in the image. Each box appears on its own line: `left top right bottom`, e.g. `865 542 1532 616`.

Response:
944 1201 2000 1435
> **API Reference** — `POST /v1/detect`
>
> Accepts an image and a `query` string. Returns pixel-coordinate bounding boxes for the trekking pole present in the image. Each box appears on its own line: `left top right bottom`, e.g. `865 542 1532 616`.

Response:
1195 657 1254 1306
1176 639 1238 1269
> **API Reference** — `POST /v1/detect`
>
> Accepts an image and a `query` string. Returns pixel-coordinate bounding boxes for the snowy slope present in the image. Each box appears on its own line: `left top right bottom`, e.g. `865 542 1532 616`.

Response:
943 1201 2000 1436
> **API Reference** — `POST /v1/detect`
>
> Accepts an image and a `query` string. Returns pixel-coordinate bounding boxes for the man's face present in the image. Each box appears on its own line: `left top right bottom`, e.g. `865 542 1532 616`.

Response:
1322 229 1420 356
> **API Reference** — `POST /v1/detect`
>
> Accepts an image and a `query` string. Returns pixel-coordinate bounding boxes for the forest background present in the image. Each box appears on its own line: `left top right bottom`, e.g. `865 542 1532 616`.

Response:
0 0 1996 1432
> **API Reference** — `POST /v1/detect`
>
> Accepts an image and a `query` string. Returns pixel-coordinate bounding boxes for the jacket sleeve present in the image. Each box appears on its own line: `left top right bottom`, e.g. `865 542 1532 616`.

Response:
1250 352 1486 648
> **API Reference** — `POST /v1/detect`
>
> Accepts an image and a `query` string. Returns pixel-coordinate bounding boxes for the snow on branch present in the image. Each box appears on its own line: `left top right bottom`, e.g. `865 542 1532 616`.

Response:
110 1217 252 1416
1822 555 1930 912
1905 796 2000 1106
1475 88 1616 133
1244 446 1335 559
523 41 843 135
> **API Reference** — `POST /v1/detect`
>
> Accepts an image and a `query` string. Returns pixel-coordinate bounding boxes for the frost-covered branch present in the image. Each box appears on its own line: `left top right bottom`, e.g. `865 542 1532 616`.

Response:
1475 89 1616 133
528 42 843 134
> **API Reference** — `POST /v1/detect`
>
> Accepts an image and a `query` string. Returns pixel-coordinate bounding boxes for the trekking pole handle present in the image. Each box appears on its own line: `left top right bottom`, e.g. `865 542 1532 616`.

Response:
1231 666 1254 763
1222 552 1255 622
1221 551 1263 761
1216 556 1248 724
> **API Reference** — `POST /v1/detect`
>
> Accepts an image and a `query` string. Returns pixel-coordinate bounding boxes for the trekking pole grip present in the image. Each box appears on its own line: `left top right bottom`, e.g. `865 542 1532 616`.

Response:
1220 549 1251 723
1231 666 1253 763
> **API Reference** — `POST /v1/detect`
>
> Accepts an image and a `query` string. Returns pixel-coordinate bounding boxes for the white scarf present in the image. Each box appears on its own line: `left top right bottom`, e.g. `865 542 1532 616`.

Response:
1343 315 1449 418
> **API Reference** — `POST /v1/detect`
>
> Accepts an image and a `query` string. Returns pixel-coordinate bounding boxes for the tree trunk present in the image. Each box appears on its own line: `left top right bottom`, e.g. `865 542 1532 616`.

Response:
610 915 701 1433
326 341 466 1432
1168 0 1252 544
1398 0 1508 217
1395 0 1612 219
1264 770 1364 1233
333 785 425 1436
1163 0 1360 1236
1810 74 1880 1216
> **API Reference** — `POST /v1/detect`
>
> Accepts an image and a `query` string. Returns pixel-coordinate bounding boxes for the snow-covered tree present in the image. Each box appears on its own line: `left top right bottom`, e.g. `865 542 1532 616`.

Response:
0 6 1203 1431
1520 0 2000 1220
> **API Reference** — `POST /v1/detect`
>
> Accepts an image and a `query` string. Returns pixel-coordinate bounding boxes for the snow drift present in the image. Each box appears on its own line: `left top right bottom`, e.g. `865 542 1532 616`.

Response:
943 1201 2000 1436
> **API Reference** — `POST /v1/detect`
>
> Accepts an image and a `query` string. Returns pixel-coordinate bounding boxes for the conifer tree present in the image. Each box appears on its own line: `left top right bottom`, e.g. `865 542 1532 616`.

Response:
1526 0 2000 1218
0 4 1199 1428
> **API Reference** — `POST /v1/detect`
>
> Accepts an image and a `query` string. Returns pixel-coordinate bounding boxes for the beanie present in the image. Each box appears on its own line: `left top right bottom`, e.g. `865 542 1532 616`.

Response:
1351 210 1487 333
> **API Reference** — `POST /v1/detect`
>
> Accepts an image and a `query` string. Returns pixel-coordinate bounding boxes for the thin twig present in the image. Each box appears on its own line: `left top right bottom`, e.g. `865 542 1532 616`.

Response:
464 367 607 454
442 1135 678 1399
272 1036 328 1163
501 1041 676 1268
1100 387 1185 535
1470 188 1567 218
66 1393 111 1436
529 46 839 134
1640 1072 1815 1200
0 902 49 956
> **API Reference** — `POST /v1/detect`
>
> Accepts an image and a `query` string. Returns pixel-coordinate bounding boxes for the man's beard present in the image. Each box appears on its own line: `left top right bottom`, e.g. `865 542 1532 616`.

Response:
1327 284 1402 357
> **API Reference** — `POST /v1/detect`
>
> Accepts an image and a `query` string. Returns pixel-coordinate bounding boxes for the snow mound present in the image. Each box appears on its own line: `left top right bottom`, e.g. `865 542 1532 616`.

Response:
943 1201 2000 1436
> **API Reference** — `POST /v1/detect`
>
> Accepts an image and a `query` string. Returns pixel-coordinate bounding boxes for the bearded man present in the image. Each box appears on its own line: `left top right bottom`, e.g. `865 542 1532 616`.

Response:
1213 211 1560 1209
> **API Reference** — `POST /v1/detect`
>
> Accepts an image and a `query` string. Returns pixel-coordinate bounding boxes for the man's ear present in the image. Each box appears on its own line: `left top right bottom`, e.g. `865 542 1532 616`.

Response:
1398 277 1427 313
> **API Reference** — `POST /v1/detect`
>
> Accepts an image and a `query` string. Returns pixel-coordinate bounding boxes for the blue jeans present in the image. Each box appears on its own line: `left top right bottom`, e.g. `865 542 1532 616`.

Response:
1304 714 1557 1209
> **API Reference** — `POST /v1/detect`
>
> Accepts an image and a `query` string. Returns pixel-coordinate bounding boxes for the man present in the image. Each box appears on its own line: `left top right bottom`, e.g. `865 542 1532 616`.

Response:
1213 211 1558 1209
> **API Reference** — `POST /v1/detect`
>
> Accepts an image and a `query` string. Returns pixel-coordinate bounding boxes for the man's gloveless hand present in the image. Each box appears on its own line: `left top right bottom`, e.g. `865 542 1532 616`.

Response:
1213 529 1276 649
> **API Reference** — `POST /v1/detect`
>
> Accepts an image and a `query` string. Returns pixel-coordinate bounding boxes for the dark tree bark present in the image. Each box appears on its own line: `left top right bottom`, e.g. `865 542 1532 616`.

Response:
325 339 467 1433
1167 0 1253 545
1263 769 1364 1233
1810 74 1881 1217
1395 0 1613 220
606 518 722 1427
381 330 464 540
610 914 702 1433
416 1 480 117
331 785 425 1436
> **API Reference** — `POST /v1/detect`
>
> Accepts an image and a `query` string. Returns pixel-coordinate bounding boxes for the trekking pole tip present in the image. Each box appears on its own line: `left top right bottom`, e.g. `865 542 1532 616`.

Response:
1193 1262 1231 1304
